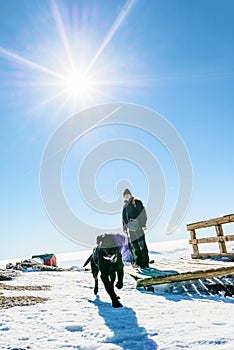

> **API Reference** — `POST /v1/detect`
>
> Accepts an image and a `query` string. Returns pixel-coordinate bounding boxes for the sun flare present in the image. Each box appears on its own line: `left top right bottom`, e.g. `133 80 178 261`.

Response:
0 0 138 113
63 70 93 98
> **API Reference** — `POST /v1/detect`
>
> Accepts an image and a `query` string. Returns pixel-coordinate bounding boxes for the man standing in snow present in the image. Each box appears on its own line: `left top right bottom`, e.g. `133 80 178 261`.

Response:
122 189 150 268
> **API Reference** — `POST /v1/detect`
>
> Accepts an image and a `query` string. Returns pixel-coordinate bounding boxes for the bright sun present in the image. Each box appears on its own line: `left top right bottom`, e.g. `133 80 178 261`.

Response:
0 0 137 113
63 71 93 98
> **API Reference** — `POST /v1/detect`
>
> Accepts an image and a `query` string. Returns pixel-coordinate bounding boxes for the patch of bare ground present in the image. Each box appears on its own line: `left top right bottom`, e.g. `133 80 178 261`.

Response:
0 295 48 309
0 283 51 309
0 283 51 291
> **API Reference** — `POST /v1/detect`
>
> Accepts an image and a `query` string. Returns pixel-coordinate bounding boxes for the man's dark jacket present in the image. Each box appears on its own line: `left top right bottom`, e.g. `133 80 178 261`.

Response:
122 197 147 230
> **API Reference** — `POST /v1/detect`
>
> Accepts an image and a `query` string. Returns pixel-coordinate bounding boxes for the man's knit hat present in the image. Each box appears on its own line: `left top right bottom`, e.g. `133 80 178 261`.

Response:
123 188 132 197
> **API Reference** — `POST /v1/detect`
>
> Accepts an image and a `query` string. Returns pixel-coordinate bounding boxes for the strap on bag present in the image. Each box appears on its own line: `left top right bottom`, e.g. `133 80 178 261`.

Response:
126 198 139 232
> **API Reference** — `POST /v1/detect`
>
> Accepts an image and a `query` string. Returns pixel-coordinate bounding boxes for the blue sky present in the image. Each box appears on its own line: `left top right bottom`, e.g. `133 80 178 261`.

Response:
0 0 234 260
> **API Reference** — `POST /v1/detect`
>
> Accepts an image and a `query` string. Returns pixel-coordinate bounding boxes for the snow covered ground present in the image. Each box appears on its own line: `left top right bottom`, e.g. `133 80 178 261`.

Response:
1 240 234 350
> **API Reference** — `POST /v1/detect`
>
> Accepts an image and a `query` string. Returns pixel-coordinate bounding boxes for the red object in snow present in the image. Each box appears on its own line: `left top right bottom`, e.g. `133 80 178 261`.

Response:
32 254 57 267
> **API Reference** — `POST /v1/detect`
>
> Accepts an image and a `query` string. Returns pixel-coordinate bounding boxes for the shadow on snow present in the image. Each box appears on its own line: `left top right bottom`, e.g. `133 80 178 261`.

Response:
138 278 234 304
93 295 157 350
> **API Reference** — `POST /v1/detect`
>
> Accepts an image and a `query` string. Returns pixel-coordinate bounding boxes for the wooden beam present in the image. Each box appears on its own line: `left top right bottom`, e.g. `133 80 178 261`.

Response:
187 214 234 230
189 229 199 256
215 224 227 254
191 253 234 259
136 265 234 287
189 234 234 245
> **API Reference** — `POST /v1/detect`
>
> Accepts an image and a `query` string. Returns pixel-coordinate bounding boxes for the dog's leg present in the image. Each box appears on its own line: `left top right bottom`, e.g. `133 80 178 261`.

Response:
110 271 120 299
91 259 99 295
110 270 116 284
94 277 98 295
116 262 124 290
100 273 122 308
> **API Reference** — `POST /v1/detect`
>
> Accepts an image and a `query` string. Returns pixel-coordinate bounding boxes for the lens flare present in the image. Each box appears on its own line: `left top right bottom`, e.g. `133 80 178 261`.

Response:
62 71 93 97
0 0 138 114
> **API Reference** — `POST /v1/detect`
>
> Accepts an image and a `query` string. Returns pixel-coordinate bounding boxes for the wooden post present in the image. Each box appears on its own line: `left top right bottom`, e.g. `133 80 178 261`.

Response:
215 224 227 254
190 230 199 257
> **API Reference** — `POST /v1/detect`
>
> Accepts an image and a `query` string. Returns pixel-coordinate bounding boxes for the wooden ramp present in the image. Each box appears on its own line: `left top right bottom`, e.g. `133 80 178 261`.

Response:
125 259 234 288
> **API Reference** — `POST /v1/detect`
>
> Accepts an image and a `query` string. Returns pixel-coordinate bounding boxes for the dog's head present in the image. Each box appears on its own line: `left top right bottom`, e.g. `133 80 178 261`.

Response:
96 233 122 263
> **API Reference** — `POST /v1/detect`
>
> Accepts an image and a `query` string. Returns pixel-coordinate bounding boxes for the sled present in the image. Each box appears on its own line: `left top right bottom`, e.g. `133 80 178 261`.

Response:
125 259 234 288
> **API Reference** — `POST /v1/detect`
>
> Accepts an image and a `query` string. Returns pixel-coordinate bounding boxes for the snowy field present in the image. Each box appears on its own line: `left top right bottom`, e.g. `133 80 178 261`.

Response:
1 240 234 350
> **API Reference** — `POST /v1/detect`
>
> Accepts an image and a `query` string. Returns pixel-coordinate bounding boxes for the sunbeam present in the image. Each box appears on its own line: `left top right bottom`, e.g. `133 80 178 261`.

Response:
0 0 139 114
50 0 76 71
0 46 64 80
85 0 137 74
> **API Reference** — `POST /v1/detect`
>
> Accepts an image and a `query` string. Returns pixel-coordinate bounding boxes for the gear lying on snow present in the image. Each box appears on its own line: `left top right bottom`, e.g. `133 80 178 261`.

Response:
0 270 20 281
6 259 64 272
5 260 87 272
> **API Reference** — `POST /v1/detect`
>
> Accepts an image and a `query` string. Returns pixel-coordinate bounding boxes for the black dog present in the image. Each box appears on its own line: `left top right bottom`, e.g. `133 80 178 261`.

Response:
83 233 124 308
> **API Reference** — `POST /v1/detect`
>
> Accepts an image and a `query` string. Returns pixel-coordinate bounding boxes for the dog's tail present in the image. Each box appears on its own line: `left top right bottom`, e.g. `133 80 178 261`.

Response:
83 253 93 267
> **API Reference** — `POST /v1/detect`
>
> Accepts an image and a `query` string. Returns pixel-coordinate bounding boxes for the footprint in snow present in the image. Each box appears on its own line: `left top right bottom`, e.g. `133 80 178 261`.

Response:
65 325 83 332
0 326 10 331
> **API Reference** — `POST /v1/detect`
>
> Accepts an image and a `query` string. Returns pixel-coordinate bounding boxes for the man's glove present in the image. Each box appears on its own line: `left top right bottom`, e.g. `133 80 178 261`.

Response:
116 281 123 289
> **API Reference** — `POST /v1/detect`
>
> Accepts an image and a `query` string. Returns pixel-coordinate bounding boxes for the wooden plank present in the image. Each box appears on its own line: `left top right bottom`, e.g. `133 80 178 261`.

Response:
191 253 234 259
125 259 234 287
146 261 234 273
225 235 234 241
136 265 234 287
189 234 234 245
151 260 234 273
185 259 234 267
187 214 234 230
215 224 227 254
